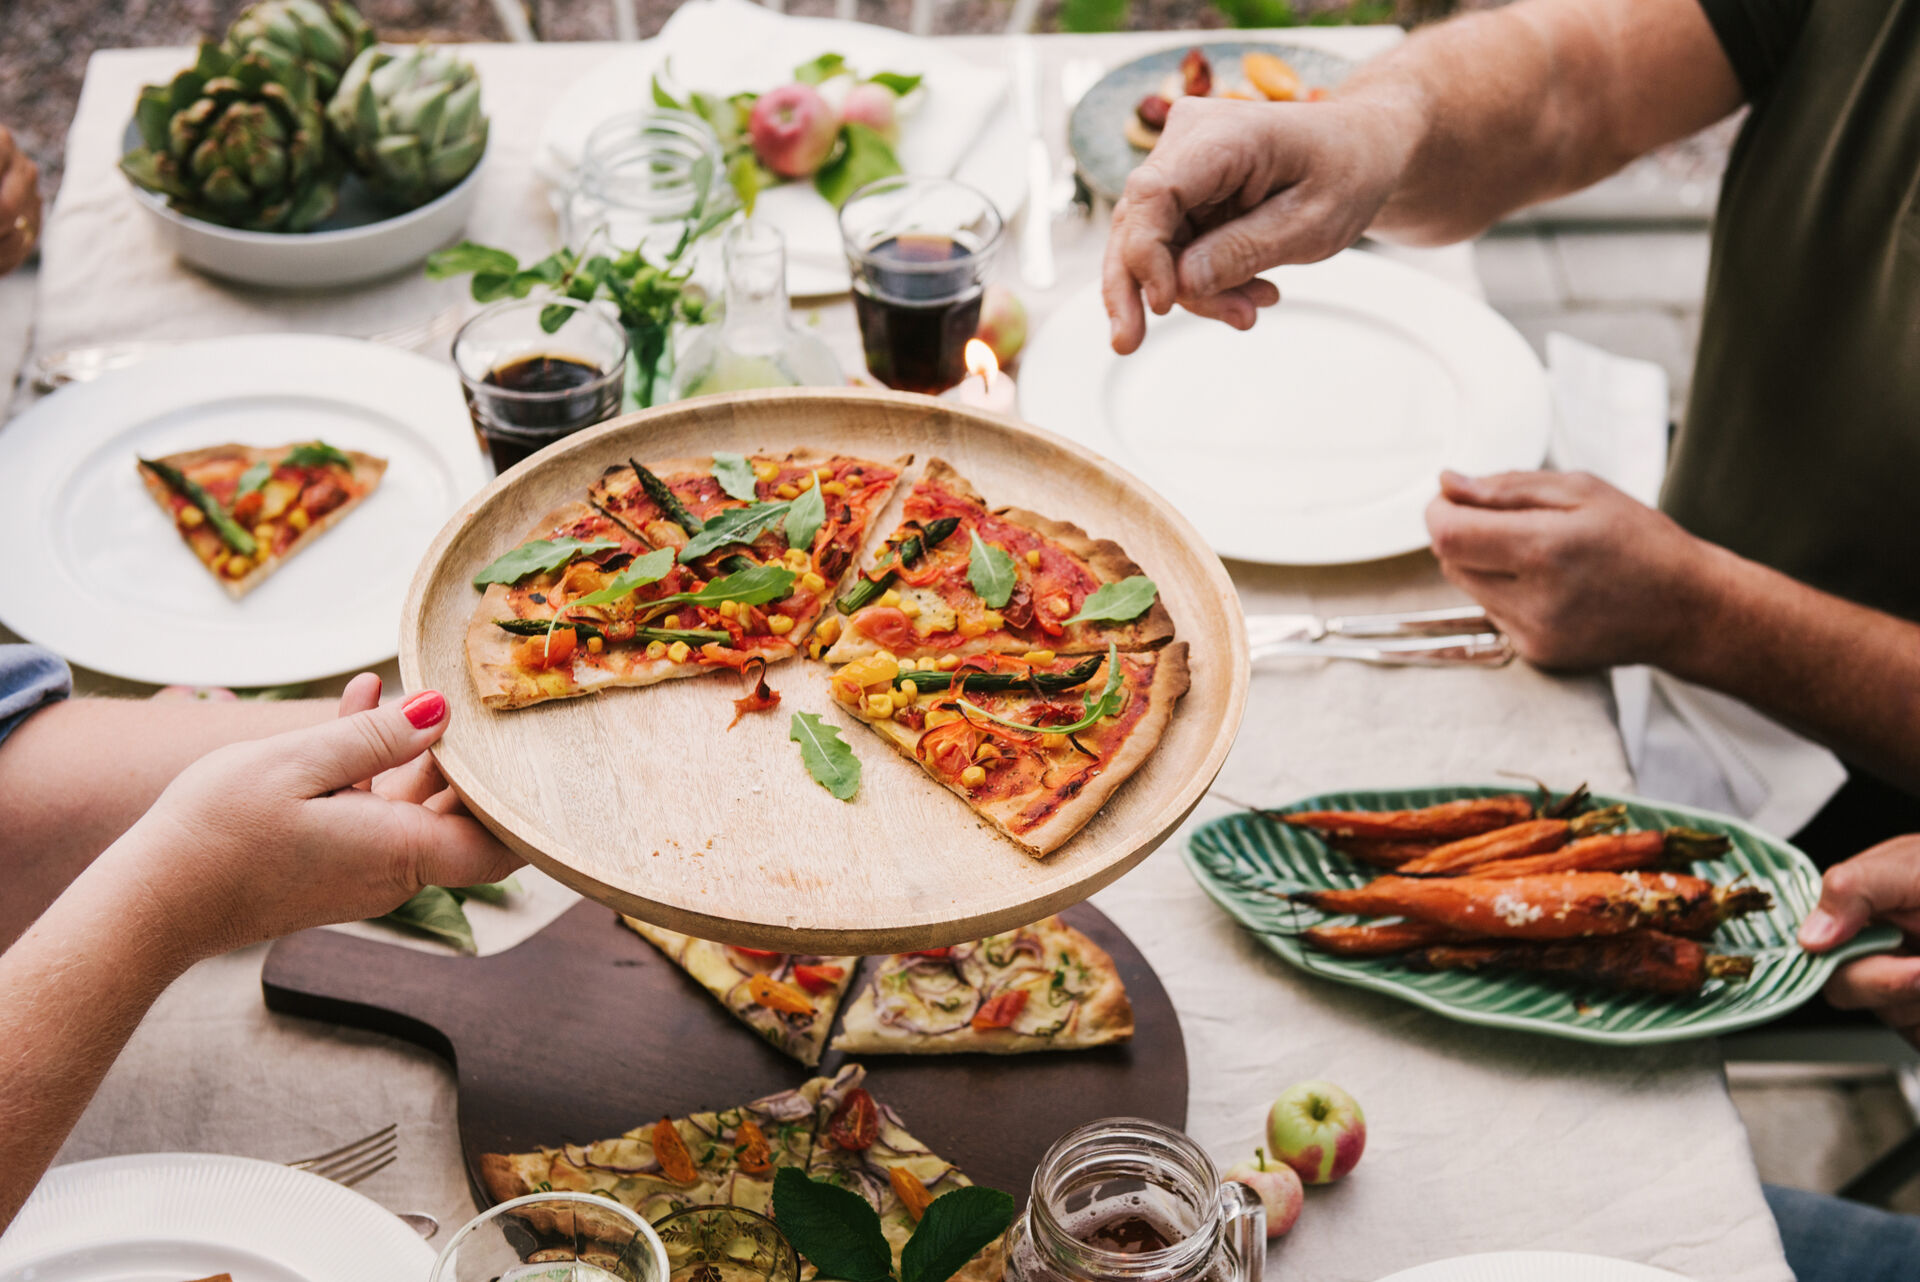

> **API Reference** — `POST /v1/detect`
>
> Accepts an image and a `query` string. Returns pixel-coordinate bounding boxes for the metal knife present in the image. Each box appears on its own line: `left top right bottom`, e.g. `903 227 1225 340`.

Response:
1011 38 1057 291
1248 606 1514 667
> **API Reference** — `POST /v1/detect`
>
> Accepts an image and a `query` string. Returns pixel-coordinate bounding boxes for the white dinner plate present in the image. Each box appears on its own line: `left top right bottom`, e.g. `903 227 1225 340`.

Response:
1018 248 1552 566
0 334 488 687
1377 1252 1693 1282
0 1152 435 1282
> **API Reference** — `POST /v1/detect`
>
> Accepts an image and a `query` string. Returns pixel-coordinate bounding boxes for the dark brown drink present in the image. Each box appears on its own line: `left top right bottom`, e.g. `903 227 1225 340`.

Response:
1076 1213 1181 1254
850 233 984 394
466 353 623 472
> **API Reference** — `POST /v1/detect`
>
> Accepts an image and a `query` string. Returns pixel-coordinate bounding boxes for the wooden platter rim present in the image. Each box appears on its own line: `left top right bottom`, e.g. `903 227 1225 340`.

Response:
399 387 1249 953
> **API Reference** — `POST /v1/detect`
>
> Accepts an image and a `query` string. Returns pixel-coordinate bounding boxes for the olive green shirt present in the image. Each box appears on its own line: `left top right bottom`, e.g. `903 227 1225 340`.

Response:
1671 0 1920 620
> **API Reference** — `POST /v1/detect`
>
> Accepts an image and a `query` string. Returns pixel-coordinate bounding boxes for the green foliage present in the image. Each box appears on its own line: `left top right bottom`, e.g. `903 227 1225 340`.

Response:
771 1168 1016 1282
789 713 861 802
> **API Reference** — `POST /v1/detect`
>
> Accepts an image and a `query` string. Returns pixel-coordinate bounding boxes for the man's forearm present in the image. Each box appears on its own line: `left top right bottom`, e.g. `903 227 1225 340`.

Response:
1345 0 1742 245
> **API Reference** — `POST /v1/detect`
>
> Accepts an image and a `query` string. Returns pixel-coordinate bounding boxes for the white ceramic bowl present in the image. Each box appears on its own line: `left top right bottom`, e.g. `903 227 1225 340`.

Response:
125 128 486 290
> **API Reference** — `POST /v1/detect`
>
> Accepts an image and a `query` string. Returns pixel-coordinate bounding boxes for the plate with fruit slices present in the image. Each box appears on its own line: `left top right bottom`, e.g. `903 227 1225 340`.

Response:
1068 41 1357 205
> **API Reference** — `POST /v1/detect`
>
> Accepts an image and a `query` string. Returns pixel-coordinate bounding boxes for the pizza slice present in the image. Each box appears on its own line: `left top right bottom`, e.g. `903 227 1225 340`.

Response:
828 644 1191 857
832 916 1133 1055
475 1073 834 1224
621 917 860 1067
822 459 1173 665
137 440 386 599
808 1066 1004 1282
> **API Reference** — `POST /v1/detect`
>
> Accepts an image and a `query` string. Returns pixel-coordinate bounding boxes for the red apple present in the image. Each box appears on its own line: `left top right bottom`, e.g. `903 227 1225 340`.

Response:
841 82 900 144
749 83 841 179
1266 1080 1366 1185
975 285 1027 367
1223 1148 1304 1238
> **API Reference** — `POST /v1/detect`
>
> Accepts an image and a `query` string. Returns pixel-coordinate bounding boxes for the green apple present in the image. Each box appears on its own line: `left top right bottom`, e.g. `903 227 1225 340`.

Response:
1266 1079 1366 1185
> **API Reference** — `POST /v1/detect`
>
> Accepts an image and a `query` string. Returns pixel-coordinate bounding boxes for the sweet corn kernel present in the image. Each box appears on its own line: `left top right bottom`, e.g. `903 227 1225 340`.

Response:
775 483 800 500
809 641 825 660
587 635 605 654
208 553 227 575
1026 549 1042 568
864 693 895 718
797 472 815 491
898 657 919 670
980 611 1004 630
801 571 826 593
286 507 310 532
875 650 898 665
224 554 251 578
960 765 987 787
252 524 274 545
667 641 692 663
1023 649 1057 664
898 679 918 699
753 460 780 482
822 481 848 497
177 506 205 529
664 614 681 630
816 467 832 482
975 743 1000 762
817 617 842 645
719 600 740 618
768 615 794 635
1050 598 1072 618
1041 732 1067 750
924 708 960 729
937 654 961 670
784 548 811 570
646 640 669 659
898 599 921 620
879 588 901 607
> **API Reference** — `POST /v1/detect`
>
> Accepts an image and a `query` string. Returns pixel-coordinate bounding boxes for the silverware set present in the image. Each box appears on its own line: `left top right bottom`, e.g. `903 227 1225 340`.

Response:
287 1123 439 1240
1249 605 1515 667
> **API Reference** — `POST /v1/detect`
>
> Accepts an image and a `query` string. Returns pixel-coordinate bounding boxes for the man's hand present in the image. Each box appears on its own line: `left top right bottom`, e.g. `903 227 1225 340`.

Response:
0 126 41 277
1801 838 1920 1045
1425 469 1714 671
1101 95 1417 354
106 677 521 961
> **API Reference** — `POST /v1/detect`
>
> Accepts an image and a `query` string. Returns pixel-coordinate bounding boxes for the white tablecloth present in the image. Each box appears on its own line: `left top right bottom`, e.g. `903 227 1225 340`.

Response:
11 30 1789 1282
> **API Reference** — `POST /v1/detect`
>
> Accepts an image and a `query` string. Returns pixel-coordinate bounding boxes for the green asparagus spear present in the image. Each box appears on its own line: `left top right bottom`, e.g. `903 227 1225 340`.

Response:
139 457 256 556
837 517 962 615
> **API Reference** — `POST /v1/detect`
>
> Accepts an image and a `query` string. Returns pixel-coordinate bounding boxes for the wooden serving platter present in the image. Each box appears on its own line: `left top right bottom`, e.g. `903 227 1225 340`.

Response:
400 389 1248 953
261 900 1188 1209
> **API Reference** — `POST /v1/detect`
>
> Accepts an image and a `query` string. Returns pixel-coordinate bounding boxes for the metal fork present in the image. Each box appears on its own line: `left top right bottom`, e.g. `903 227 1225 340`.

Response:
286 1124 441 1239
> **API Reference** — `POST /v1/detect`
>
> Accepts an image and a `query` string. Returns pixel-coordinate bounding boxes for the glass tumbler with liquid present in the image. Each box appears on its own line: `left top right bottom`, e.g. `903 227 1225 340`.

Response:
1004 1119 1265 1282
453 297 630 474
839 176 1004 394
654 1205 799 1282
431 1191 669 1282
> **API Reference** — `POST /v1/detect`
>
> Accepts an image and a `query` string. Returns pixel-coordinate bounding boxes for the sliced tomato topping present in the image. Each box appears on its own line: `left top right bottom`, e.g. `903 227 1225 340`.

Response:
792 963 846 995
511 627 577 671
827 1087 879 1151
749 973 816 1016
971 989 1029 1030
230 489 265 525
917 719 980 780
890 1166 934 1222
904 947 952 958
653 1117 699 1184
852 605 918 649
734 1118 772 1175
732 946 783 959
728 658 782 730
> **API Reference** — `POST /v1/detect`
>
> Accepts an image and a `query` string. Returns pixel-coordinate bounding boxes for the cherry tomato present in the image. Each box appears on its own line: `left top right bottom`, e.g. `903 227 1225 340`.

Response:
827 1087 880 1151
653 1117 699 1184
916 719 980 780
731 946 784 960
231 490 265 525
971 989 1029 1030
511 627 577 671
734 1118 772 1175
749 973 816 1016
890 1166 934 1221
792 963 846 995
905 947 953 958
852 605 918 650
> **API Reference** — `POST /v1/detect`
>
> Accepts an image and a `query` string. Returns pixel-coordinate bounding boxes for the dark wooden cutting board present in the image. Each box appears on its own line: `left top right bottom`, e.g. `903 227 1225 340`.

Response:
261 900 1187 1210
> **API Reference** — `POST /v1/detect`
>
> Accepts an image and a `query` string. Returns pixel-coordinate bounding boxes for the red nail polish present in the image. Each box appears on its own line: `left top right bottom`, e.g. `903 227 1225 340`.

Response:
403 691 447 728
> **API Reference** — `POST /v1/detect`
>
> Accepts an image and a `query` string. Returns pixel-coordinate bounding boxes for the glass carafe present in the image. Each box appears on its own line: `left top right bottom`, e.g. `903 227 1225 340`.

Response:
672 220 844 398
1004 1119 1264 1282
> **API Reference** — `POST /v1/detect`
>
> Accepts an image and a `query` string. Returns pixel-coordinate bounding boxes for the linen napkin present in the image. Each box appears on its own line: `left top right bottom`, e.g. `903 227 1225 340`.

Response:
1543 332 1846 838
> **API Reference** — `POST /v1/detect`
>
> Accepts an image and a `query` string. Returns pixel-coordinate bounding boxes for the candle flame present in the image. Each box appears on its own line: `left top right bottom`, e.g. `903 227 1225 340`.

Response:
965 338 999 391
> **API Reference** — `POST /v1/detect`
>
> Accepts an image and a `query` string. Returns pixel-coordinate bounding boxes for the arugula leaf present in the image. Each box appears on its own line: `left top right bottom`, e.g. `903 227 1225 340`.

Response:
786 482 826 551
959 643 1126 735
1065 576 1159 625
565 547 678 609
901 1187 1017 1282
378 885 477 954
793 52 849 85
966 530 1016 609
773 1168 891 1281
669 563 797 608
425 240 519 279
712 452 760 502
236 461 272 496
869 71 923 95
283 441 354 469
790 712 861 802
471 536 621 589
814 122 902 207
679 501 793 562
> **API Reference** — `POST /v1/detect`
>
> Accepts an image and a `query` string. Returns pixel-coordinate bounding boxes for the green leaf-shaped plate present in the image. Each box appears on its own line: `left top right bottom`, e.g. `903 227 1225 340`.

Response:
1185 785 1900 1045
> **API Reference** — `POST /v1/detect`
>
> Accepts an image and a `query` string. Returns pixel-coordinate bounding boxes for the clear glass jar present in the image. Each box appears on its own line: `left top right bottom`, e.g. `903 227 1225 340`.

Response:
564 109 733 260
672 220 844 398
1004 1119 1264 1282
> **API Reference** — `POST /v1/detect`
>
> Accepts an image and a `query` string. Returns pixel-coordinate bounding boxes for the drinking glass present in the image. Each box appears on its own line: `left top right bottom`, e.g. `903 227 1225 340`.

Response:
564 109 733 258
453 297 629 475
840 176 1004 395
431 1192 670 1282
653 1206 800 1282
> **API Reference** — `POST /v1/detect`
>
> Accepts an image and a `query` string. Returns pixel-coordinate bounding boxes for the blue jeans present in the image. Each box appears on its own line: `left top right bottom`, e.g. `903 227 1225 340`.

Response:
1765 1184 1920 1282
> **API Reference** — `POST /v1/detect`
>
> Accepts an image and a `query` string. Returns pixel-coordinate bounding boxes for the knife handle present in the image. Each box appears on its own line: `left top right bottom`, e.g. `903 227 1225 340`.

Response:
1252 632 1516 668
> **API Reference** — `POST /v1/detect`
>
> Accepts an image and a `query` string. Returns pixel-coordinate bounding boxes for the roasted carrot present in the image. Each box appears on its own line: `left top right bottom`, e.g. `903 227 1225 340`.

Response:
1469 828 1732 879
1327 836 1440 870
1409 930 1754 996
1281 794 1535 842
1294 871 1772 941
1396 805 1627 876
1303 920 1476 957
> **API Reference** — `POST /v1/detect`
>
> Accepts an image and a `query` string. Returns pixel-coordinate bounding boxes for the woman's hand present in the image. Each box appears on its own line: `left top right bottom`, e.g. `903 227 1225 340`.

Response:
0 126 41 277
104 675 522 961
1801 837 1920 1046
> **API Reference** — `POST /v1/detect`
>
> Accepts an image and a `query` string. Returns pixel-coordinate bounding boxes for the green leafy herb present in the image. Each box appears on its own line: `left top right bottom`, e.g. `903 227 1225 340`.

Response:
378 885 477 953
236 461 272 496
1065 576 1159 625
727 151 762 216
642 563 798 613
786 482 826 551
138 457 255 556
680 501 793 562
565 547 678 609
470 537 621 590
966 530 1016 609
959 643 1125 735
651 74 683 110
793 52 850 85
869 71 923 96
790 712 860 802
712 452 761 502
901 1187 1017 1282
451 876 522 906
815 122 903 207
283 441 354 469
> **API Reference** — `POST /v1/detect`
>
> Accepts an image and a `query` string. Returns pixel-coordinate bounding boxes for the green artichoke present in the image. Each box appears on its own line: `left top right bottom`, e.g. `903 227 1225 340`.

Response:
223 0 374 99
120 43 340 232
327 45 488 212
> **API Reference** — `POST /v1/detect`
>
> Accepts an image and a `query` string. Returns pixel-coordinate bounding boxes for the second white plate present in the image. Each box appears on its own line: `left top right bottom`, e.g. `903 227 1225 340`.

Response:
1019 248 1551 566
1377 1252 1692 1282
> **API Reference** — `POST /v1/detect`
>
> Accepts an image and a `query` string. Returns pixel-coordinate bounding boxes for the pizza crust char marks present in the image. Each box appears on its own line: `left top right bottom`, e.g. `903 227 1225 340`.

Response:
138 442 386 600
833 916 1134 1055
823 459 1175 664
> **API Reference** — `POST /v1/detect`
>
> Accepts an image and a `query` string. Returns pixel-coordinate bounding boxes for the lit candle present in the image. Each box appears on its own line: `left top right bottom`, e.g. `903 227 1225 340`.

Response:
942 339 1018 417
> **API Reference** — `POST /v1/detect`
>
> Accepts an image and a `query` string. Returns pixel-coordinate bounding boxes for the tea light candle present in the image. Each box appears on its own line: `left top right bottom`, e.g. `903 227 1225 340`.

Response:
943 339 1018 417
